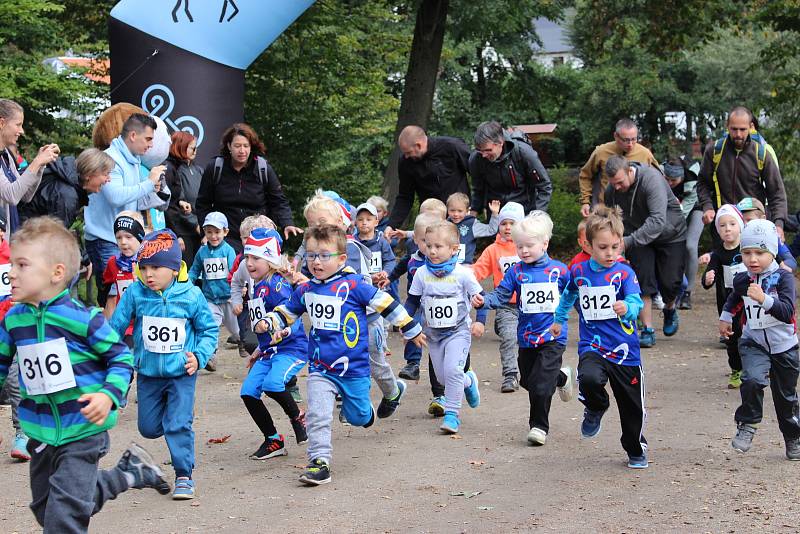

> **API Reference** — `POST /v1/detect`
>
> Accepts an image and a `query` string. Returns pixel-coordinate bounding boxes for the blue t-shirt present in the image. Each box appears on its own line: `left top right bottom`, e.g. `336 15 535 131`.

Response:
251 273 308 359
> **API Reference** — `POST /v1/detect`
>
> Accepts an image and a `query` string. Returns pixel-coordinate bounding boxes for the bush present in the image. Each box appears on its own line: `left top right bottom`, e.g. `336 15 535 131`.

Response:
547 184 582 259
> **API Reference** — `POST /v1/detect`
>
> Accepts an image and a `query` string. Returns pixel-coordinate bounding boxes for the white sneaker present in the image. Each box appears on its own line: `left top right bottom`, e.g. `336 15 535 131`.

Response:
558 365 575 402
527 427 547 446
652 294 665 310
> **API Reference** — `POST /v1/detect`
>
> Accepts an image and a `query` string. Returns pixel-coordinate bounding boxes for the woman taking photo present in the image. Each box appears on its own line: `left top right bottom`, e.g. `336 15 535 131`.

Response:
165 131 203 264
195 123 299 252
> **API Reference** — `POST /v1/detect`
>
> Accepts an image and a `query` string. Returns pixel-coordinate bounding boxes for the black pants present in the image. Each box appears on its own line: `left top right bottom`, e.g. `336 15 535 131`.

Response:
430 353 471 398
578 352 647 457
736 341 800 440
626 240 686 302
725 312 743 372
518 343 566 433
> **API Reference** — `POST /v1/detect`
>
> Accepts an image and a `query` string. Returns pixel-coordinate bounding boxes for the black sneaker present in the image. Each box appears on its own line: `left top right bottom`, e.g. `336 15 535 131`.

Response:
250 436 287 460
786 437 800 461
732 423 757 453
398 362 420 381
299 458 331 485
501 375 519 393
226 334 240 346
377 379 406 418
238 341 250 359
205 356 217 372
291 411 308 445
678 292 692 310
117 443 171 495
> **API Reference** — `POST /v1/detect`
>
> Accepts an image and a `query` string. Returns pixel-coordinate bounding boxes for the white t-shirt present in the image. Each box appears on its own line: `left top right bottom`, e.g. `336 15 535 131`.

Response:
409 264 482 339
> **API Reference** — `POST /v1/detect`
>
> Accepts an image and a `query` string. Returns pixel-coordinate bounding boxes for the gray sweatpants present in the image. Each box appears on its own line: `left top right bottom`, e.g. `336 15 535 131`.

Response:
1 356 21 431
368 318 399 399
429 330 471 413
209 301 240 338
28 431 128 534
494 305 519 378
684 210 704 293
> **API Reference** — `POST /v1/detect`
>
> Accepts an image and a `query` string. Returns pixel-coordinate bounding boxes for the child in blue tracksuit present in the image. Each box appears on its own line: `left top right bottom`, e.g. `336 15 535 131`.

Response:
111 229 218 499
445 192 500 264
551 206 648 469
239 228 309 460
189 211 237 371
474 211 575 446
259 225 424 486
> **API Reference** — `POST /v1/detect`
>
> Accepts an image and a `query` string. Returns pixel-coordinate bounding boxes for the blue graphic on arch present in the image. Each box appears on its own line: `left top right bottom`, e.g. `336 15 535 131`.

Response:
141 83 205 147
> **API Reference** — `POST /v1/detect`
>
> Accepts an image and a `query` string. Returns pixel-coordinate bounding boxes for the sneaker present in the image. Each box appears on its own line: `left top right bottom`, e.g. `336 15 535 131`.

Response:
558 366 575 402
718 335 727 345
251 435 287 460
785 437 800 461
581 408 604 438
527 427 547 446
427 396 445 417
377 379 406 418
501 375 519 393
662 308 679 336
299 458 331 486
10 431 30 461
291 411 308 445
627 453 649 469
237 342 250 359
678 291 692 310
172 477 195 500
398 362 420 381
731 423 757 453
205 356 217 372
639 327 656 348
288 382 303 403
117 443 171 495
439 411 460 434
727 370 742 389
338 409 351 426
226 334 240 346
652 294 665 310
464 370 480 408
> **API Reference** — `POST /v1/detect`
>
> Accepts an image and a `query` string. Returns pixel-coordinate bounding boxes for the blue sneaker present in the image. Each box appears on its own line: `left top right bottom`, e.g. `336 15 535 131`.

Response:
663 308 679 336
377 379 406 418
10 431 30 461
627 453 649 469
427 396 446 417
464 370 480 408
172 477 195 500
581 408 604 438
639 327 656 348
440 411 460 434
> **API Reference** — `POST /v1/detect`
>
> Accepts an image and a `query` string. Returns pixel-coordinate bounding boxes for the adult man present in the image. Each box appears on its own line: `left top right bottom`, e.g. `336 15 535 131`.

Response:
604 156 687 347
696 106 787 239
469 121 551 215
84 113 165 304
386 125 470 231
579 118 659 217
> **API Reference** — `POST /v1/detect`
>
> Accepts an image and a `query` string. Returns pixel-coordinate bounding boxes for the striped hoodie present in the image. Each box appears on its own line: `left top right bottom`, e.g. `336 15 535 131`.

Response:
0 290 133 446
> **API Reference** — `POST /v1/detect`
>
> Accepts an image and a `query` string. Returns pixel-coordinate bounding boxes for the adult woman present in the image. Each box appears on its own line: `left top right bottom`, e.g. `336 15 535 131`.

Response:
0 99 60 232
195 123 300 252
165 131 203 264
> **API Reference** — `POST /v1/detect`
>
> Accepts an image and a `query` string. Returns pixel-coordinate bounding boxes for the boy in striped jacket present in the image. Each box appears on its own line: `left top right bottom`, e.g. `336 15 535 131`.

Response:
0 217 169 534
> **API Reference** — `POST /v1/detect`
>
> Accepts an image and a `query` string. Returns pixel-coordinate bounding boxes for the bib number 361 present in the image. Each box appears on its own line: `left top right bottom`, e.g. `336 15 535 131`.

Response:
142 317 187 353
18 337 76 395
578 285 617 321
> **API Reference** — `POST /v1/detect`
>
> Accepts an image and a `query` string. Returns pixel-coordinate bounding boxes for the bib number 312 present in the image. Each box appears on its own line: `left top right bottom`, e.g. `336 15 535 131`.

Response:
578 285 617 321
18 337 76 395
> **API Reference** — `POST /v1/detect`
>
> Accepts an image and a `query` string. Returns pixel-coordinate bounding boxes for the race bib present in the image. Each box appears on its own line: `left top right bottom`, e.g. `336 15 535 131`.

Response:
424 297 459 328
723 263 748 289
0 264 10 297
18 338 76 396
498 256 520 275
367 251 382 274
305 293 342 331
248 297 268 330
115 278 133 296
520 282 559 314
578 285 617 321
203 257 228 280
457 244 466 264
142 316 187 353
743 296 783 329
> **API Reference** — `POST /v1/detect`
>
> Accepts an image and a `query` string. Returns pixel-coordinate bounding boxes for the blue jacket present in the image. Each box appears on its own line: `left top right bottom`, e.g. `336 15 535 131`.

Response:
85 136 155 243
252 273 308 358
110 264 218 377
356 230 397 275
452 214 499 264
189 240 237 304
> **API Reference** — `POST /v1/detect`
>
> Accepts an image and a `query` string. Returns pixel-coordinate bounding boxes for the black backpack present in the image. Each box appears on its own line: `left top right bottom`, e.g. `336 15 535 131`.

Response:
213 155 269 188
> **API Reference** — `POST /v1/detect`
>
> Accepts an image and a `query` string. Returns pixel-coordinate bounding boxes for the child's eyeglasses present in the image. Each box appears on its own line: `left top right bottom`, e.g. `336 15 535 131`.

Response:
306 252 342 262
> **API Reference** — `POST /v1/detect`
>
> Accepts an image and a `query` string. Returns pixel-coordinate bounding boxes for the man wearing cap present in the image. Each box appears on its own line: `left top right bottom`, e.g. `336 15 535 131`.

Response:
697 106 787 240
604 155 687 347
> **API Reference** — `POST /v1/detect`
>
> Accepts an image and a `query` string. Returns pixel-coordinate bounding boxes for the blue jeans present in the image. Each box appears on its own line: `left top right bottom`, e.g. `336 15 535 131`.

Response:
137 373 197 478
85 238 119 306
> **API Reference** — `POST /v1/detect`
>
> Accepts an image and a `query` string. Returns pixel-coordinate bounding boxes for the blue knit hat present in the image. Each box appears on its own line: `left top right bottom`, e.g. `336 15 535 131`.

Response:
137 229 182 271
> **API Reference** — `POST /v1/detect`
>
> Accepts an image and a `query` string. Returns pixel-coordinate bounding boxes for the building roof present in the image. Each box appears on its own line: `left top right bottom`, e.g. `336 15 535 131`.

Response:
515 124 558 135
42 56 110 84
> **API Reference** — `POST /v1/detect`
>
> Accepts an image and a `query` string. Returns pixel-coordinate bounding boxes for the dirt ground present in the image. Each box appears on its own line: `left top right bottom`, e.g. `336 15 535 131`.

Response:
1 287 800 533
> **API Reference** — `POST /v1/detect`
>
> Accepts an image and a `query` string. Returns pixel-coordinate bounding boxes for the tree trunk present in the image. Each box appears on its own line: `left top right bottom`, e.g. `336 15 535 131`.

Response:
382 0 449 208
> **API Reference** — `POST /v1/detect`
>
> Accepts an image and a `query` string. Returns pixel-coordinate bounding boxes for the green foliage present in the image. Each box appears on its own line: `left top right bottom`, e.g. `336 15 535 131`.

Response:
547 167 582 257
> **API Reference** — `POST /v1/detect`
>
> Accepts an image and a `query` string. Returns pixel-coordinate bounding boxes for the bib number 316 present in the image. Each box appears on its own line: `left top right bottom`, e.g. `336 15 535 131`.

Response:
18 337 76 395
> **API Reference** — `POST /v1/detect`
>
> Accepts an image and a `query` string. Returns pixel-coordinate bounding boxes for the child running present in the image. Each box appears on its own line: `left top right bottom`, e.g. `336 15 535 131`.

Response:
239 228 309 459
406 220 484 434
473 211 575 445
446 192 499 264
720 219 800 459
551 206 648 468
111 229 218 499
103 211 146 345
0 217 170 533
259 224 425 485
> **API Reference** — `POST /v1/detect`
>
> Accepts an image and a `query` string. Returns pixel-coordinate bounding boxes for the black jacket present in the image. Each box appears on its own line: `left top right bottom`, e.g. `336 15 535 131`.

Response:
469 137 552 216
390 136 471 228
195 155 293 248
18 156 88 228
164 156 203 236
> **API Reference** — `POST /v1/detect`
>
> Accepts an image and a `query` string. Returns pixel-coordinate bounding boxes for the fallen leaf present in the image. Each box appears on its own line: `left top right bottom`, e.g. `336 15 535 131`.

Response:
449 435 462 440
467 491 482 498
469 460 485 466
207 435 231 444
477 506 494 511
223 374 233 379
449 491 466 497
